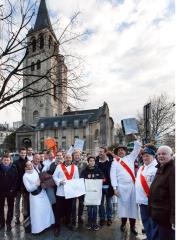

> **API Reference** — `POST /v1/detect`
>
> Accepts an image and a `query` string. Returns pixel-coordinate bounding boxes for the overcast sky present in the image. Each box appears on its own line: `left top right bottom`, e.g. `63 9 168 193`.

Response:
0 0 175 126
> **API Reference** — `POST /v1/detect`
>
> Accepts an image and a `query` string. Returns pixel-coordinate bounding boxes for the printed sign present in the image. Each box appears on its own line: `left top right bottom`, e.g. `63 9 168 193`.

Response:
74 138 85 152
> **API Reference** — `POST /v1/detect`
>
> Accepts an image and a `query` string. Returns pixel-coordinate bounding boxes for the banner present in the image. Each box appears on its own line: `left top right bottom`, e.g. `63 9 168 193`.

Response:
64 178 86 199
84 179 103 206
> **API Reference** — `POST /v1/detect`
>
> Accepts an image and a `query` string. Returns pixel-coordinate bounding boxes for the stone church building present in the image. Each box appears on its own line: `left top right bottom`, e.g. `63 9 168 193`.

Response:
16 0 114 154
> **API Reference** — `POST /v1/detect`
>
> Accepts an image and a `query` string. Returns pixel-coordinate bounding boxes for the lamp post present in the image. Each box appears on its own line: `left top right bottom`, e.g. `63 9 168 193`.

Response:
143 102 151 144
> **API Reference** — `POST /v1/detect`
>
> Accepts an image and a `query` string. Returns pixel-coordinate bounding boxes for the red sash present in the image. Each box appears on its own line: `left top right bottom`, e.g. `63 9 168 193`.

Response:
140 166 150 197
115 157 135 184
61 164 75 180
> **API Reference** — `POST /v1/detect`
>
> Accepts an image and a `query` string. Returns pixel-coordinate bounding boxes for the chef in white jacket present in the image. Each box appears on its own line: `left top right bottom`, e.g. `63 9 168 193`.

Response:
23 161 55 234
111 139 142 235
53 153 79 237
136 146 158 240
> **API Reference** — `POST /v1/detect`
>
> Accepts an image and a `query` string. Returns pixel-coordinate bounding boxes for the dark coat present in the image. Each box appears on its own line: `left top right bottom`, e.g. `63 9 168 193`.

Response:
81 165 104 180
47 161 58 175
148 160 175 226
0 164 18 196
14 156 28 192
95 155 114 196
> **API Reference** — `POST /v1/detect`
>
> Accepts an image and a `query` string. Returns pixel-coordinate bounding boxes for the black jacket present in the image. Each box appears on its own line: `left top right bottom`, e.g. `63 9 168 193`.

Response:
81 165 104 180
14 156 28 192
95 155 114 196
0 164 18 195
149 160 175 226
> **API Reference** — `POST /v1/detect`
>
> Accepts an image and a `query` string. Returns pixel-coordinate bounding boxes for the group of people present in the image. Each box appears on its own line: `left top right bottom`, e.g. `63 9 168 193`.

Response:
0 139 175 240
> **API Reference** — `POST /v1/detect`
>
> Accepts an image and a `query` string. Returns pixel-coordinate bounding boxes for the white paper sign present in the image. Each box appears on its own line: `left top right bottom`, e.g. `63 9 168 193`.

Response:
121 118 139 135
74 138 85 152
84 179 103 206
67 145 74 155
64 178 86 199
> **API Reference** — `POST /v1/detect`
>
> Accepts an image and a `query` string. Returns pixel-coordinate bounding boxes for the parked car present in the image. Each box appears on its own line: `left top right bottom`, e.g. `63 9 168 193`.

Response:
10 152 19 162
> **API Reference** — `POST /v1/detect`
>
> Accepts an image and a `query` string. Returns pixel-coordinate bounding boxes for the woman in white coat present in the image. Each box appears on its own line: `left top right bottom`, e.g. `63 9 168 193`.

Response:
23 161 55 234
136 146 158 240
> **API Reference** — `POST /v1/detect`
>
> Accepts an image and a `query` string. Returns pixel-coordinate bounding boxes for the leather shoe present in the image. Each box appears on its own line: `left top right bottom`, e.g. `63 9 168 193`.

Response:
54 228 60 237
120 224 126 232
100 219 105 226
15 218 20 225
107 220 112 226
0 224 5 230
6 225 11 232
131 227 138 235
78 218 84 225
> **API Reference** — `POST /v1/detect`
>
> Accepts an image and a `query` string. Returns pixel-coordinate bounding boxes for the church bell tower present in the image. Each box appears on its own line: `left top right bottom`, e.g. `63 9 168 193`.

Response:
22 0 67 126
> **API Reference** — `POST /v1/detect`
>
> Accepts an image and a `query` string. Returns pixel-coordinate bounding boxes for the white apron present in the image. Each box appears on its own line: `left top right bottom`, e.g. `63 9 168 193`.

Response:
23 170 55 234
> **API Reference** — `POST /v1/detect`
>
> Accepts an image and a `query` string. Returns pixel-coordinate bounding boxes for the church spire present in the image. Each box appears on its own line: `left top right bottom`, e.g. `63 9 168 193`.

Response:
34 0 53 32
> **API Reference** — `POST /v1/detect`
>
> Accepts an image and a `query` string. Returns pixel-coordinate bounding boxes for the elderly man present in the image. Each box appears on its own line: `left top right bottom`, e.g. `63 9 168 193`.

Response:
42 151 55 172
48 151 64 175
32 153 44 173
149 146 175 240
111 138 142 235
53 153 79 236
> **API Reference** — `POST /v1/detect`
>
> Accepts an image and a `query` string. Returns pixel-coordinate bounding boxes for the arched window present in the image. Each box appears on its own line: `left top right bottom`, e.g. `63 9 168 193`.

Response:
49 36 53 49
31 62 35 71
95 129 99 140
31 38 36 52
39 34 44 49
37 60 41 69
33 110 39 124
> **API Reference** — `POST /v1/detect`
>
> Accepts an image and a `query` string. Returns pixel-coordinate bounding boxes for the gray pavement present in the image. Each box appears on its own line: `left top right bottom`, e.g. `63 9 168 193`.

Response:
0 212 146 240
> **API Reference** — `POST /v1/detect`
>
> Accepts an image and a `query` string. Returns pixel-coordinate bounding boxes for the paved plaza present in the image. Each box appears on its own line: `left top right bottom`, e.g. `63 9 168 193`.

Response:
0 209 146 240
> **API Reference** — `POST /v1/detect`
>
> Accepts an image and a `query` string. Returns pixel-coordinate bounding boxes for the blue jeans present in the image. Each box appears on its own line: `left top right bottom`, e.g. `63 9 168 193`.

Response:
99 188 112 220
87 206 97 223
140 204 159 240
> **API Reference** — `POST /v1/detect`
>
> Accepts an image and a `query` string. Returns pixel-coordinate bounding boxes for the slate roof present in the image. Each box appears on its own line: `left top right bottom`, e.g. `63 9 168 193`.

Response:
36 103 108 130
16 124 35 133
33 0 53 32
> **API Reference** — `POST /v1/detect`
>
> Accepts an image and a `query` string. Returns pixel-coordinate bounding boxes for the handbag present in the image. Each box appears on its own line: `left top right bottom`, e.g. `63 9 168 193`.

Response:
39 172 56 189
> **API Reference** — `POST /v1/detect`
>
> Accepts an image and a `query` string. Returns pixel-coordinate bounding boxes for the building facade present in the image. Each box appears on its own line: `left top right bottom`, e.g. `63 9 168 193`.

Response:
16 0 115 154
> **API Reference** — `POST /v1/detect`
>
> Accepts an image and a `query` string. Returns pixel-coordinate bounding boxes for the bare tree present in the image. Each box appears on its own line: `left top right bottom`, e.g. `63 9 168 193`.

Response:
137 93 175 143
114 123 125 145
162 129 175 150
0 0 88 111
136 112 145 140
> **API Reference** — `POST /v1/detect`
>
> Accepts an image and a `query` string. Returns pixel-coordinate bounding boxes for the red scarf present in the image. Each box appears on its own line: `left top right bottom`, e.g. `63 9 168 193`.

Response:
61 163 75 180
140 166 150 197
115 157 135 184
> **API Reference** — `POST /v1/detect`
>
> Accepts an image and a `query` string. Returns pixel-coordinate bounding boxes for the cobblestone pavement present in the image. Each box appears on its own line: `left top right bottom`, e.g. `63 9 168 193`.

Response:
0 210 146 240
